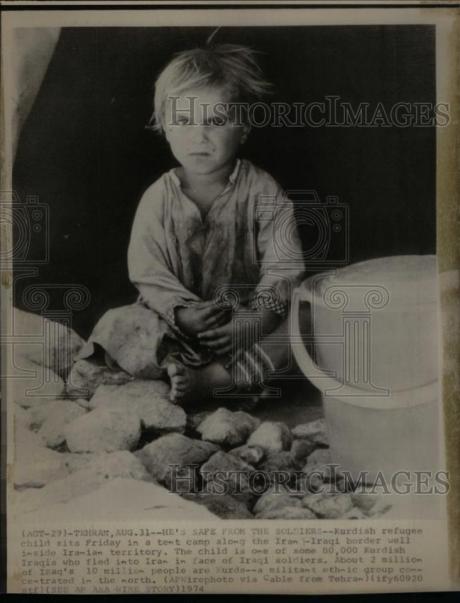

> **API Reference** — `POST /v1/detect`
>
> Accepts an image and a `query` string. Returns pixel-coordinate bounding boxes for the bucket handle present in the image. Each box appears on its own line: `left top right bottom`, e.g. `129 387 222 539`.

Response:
290 285 439 409
290 285 342 391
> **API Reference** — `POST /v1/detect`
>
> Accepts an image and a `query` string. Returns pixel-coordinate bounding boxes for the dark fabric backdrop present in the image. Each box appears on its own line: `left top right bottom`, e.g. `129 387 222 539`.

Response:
13 26 436 338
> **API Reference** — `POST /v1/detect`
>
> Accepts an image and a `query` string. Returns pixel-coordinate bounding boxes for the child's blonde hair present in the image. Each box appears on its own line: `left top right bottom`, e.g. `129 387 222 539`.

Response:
150 43 273 133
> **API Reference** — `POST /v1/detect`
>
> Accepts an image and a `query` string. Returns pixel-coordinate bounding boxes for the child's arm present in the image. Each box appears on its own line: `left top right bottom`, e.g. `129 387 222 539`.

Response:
249 186 305 320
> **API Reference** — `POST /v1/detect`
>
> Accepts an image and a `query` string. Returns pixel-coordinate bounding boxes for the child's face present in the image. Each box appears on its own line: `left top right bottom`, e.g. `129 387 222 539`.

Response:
164 85 248 179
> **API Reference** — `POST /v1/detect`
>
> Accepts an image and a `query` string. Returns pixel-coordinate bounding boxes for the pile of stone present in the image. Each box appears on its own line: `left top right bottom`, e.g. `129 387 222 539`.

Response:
10 309 392 520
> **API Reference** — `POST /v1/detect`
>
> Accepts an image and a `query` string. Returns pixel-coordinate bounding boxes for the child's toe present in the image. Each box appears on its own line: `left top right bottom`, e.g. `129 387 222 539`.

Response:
166 361 193 403
167 362 180 378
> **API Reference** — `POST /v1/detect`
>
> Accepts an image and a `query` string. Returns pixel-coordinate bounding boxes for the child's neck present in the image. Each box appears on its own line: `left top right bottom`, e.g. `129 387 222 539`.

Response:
179 160 236 194
177 160 237 216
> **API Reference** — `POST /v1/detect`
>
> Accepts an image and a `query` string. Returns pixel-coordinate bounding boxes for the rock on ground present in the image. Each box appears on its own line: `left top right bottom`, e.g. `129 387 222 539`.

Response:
197 407 260 448
343 507 367 519
301 459 346 494
12 308 85 378
357 495 393 517
351 489 382 513
258 451 302 475
89 380 185 435
12 360 65 408
302 447 346 491
187 411 211 434
82 304 171 379
200 450 255 497
38 401 87 448
291 439 316 462
247 421 292 453
182 493 253 519
302 463 342 484
229 444 265 466
305 447 332 466
302 493 353 518
27 400 64 430
292 418 329 446
252 484 301 515
66 358 132 400
136 433 219 488
15 451 151 513
64 406 141 453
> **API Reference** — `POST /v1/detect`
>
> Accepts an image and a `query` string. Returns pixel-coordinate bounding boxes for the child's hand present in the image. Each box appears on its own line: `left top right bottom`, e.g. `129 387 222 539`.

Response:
175 302 230 337
197 320 235 355
198 309 262 356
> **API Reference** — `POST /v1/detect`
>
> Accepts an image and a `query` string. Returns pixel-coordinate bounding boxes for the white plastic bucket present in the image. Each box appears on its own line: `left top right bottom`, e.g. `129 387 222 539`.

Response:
300 255 439 392
290 255 441 481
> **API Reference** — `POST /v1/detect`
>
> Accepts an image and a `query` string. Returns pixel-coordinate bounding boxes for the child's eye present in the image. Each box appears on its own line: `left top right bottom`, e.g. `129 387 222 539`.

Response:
175 116 191 125
209 116 228 127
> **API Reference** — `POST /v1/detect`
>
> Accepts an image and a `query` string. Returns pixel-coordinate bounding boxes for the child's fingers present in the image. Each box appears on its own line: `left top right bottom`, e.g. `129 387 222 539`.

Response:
203 335 231 350
200 319 229 335
201 305 226 319
206 314 230 329
214 342 234 355
207 309 228 321
198 326 227 341
198 329 218 341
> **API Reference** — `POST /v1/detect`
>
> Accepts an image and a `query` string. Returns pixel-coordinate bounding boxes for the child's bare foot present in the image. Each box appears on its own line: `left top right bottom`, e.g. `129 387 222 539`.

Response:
166 360 233 404
166 361 195 403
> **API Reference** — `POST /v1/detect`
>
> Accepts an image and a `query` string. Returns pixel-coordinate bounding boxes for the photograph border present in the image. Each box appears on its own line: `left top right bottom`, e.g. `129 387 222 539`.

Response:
1 0 459 594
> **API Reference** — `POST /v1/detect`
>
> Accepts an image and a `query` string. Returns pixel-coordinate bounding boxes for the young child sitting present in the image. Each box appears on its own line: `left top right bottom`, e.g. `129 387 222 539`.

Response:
80 43 305 404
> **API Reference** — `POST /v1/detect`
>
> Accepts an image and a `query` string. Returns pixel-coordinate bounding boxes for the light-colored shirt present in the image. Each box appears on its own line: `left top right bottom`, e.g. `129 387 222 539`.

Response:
128 158 305 331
